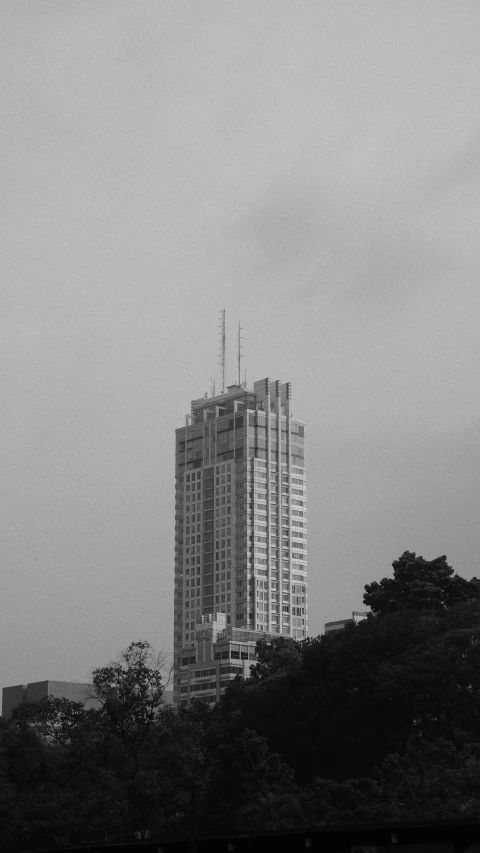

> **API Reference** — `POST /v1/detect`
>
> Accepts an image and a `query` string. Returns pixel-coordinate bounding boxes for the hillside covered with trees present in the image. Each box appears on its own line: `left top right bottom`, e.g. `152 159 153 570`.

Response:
2 552 480 849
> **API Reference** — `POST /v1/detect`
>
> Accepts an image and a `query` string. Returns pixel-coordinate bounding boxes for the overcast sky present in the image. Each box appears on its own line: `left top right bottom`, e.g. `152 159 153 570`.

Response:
2 0 480 693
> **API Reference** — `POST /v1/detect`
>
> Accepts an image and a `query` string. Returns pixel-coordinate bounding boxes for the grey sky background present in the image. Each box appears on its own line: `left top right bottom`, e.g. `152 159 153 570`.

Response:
2 1 480 690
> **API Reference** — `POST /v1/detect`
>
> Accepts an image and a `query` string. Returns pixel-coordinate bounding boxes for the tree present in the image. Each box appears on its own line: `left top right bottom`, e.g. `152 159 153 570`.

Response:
2 642 178 846
92 639 173 783
5 604 480 842
201 729 297 834
364 551 480 614
373 599 480 746
249 636 304 681
299 775 383 826
218 595 480 784
300 739 480 826
218 616 421 783
90 641 179 837
92 641 169 737
370 738 480 821
8 696 127 844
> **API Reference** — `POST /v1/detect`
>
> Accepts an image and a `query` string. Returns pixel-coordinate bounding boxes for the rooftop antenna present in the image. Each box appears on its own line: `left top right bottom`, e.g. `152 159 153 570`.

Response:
218 308 226 393
237 322 243 387
211 378 216 397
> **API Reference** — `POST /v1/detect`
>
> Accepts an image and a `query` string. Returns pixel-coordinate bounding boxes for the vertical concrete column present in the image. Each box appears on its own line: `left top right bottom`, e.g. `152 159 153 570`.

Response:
265 378 271 633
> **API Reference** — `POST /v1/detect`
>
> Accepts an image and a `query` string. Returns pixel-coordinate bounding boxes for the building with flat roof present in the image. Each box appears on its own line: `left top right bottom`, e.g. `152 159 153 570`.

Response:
2 680 99 718
174 378 307 706
2 681 174 717
324 611 369 634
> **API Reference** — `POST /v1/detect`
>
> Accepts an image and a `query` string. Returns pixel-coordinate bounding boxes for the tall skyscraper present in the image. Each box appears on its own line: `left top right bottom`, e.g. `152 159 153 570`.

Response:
173 378 307 706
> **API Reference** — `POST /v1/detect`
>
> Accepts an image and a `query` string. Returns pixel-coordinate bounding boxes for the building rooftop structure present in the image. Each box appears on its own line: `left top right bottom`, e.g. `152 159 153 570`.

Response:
324 611 369 634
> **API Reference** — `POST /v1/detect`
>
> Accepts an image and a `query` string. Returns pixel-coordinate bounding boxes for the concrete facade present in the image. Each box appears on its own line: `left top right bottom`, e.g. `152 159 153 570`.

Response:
2 681 174 717
2 680 99 718
324 611 369 634
174 378 307 706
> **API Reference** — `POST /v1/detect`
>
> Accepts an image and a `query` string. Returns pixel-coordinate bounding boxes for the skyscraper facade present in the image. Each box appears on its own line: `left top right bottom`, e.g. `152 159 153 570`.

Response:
173 378 307 706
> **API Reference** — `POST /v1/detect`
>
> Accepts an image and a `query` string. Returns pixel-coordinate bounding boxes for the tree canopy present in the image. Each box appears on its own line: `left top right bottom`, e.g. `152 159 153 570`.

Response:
363 551 480 614
3 554 480 848
92 640 169 749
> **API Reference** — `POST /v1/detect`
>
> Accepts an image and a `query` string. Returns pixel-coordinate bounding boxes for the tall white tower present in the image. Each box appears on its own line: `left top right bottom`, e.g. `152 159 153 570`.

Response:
173 379 307 706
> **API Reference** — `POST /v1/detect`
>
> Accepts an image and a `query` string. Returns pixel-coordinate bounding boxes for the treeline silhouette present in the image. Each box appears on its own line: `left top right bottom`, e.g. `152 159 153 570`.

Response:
2 552 480 849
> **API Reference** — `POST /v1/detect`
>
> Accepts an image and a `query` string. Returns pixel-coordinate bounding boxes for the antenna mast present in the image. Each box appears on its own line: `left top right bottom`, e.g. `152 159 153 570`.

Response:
219 309 226 393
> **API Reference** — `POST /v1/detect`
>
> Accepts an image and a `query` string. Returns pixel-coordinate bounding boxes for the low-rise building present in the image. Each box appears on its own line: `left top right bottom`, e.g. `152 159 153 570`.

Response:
2 680 99 718
324 610 369 634
177 612 271 707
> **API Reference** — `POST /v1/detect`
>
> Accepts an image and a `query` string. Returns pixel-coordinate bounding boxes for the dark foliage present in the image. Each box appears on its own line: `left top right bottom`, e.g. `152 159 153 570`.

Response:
364 551 480 614
3 556 480 849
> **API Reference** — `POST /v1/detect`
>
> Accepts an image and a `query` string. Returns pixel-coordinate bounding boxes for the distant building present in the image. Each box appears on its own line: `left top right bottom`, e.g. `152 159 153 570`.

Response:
324 611 369 634
2 680 176 718
2 680 99 718
174 378 307 706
